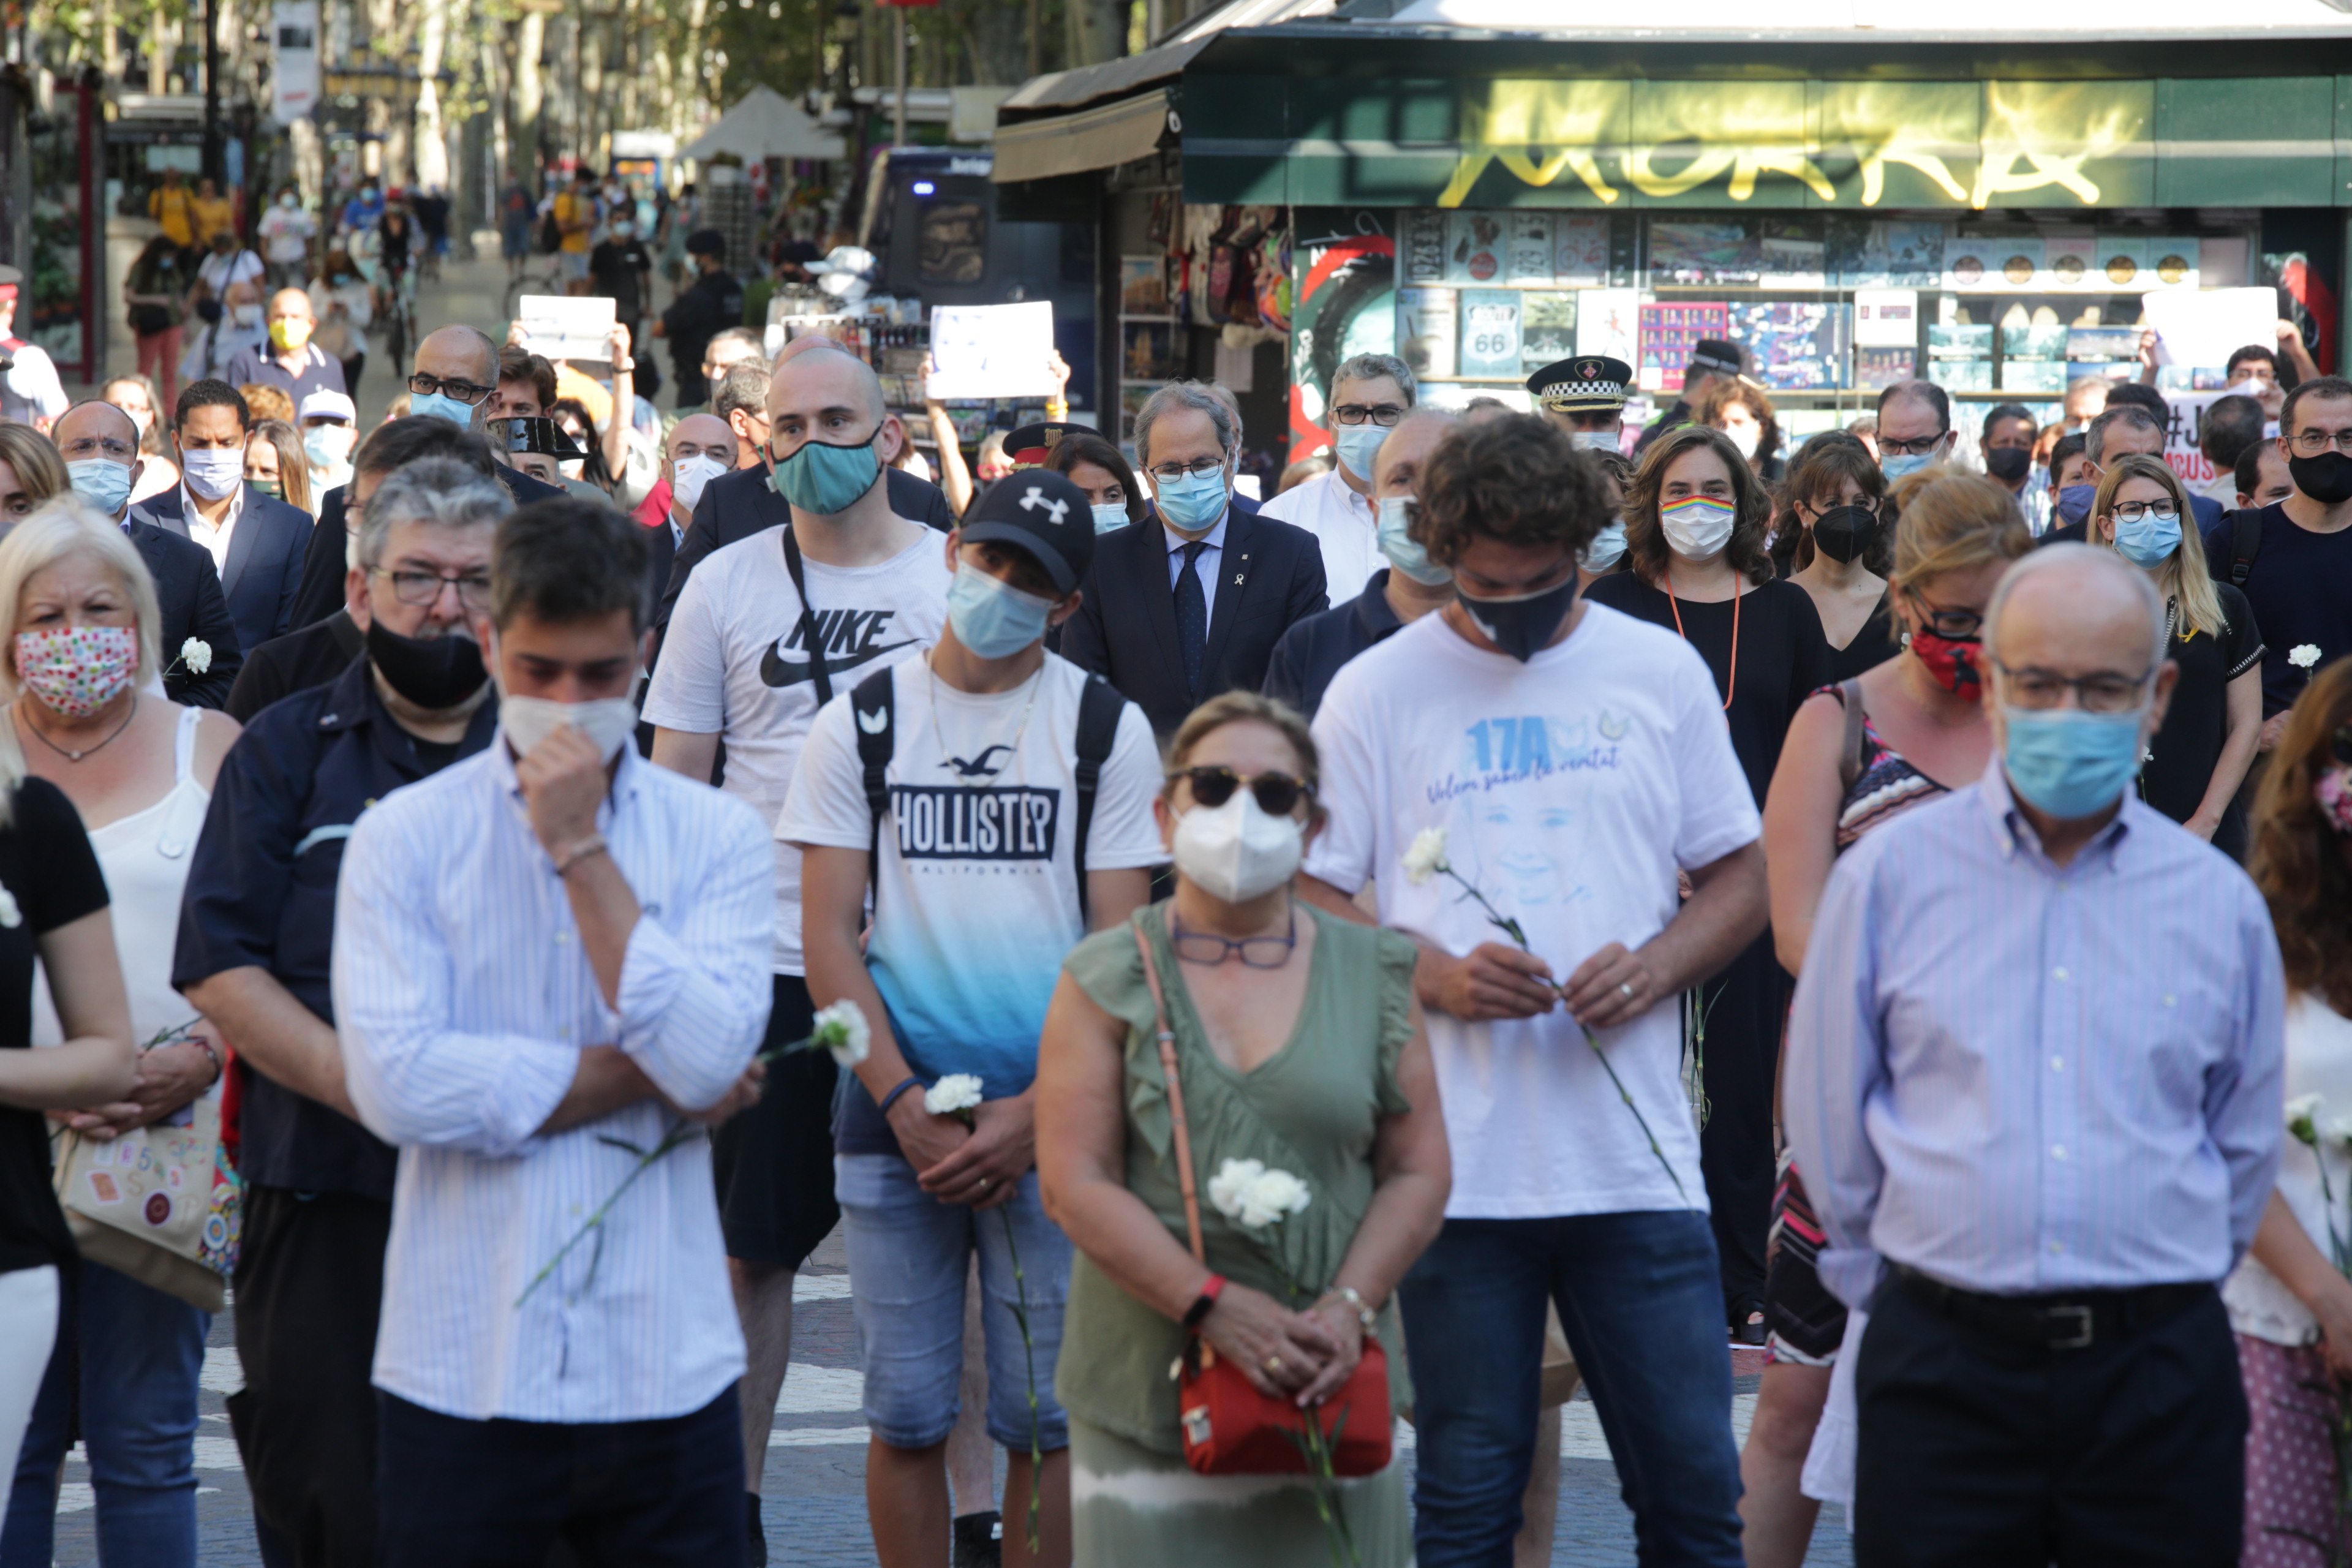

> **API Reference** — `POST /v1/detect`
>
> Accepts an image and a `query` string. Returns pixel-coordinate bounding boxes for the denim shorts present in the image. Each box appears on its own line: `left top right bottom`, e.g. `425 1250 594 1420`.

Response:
835 1153 1071 1452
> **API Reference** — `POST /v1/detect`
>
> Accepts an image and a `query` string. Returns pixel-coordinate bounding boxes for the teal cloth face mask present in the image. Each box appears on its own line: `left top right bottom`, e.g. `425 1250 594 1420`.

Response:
770 434 881 515
2002 707 2146 819
944 562 1052 659
1376 496 1452 586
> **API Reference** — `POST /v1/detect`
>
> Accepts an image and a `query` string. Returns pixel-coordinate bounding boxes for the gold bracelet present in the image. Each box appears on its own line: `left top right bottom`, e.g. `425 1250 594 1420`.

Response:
553 834 609 876
1324 1286 1378 1333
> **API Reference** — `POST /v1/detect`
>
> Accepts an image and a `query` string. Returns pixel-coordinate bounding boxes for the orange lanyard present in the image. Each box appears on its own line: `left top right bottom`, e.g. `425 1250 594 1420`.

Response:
1662 570 1740 712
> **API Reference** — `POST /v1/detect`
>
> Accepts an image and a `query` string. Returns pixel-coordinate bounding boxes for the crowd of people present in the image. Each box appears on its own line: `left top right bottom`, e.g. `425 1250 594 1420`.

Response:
0 249 2345 1568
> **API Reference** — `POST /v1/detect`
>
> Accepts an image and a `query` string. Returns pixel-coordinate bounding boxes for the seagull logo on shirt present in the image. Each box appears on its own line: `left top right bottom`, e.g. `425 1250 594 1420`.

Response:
941 744 1014 779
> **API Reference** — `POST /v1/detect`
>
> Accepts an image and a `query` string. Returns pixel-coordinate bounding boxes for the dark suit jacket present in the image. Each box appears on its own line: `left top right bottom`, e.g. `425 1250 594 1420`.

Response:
657 464 956 632
1060 496 1328 737
285 464 568 633
124 519 243 710
130 487 312 660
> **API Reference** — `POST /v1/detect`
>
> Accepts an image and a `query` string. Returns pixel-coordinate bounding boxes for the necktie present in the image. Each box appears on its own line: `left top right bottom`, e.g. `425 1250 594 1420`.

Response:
1174 540 1208 698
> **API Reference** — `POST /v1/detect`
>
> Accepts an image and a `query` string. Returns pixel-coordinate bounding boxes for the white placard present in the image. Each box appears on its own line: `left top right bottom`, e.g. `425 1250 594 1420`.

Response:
1574 288 1638 362
515 295 616 364
1853 288 1920 349
2143 287 2277 372
925 302 1057 401
271 2 319 126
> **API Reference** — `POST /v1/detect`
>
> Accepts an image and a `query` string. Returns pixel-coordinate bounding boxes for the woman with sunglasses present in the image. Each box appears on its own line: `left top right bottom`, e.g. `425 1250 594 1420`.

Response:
2229 659 2352 1564
2089 453 2264 856
1743 469 2029 1567
1773 434 1901 680
1036 692 1449 1567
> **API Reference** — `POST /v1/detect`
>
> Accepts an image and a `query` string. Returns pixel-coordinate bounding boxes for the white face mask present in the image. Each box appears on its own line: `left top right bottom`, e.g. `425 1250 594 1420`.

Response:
1722 421 1762 461
304 423 355 469
1171 790 1303 905
499 693 639 764
1657 497 1738 561
1569 430 1618 452
232 304 262 329
670 453 728 516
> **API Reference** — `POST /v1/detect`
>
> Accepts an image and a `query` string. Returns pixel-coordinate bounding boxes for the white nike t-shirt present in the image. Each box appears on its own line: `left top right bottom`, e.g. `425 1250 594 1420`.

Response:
643 525 949 973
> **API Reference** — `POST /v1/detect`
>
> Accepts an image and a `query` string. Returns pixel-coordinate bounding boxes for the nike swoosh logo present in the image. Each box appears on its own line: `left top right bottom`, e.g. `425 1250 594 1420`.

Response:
760 638 919 688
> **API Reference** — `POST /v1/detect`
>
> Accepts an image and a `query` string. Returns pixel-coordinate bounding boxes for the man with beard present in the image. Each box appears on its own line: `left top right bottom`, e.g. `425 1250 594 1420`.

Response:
173 459 510 1566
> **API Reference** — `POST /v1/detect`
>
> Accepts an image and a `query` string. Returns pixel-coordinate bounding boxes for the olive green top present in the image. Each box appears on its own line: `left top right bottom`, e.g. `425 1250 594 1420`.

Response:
1054 901 1420 1455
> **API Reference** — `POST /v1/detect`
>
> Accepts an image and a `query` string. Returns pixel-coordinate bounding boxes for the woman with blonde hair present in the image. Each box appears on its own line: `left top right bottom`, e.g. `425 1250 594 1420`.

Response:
244 417 314 517
2088 451 2263 854
0 496 239 1565
1038 690 1449 1566
0 426 66 530
1744 468 2032 1566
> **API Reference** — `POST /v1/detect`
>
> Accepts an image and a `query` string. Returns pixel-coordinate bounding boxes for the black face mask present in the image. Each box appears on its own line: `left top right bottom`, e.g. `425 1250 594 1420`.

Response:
1985 446 2033 484
366 618 488 710
1811 505 1881 565
2290 450 2352 507
1458 568 1580 662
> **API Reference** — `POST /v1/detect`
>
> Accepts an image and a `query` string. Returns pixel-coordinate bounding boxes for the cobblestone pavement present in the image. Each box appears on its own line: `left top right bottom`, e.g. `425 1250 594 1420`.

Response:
36 1229 1852 1567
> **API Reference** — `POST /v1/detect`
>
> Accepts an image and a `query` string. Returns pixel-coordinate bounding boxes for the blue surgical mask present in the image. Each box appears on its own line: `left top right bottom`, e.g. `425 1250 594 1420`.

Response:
1376 496 1451 586
770 435 880 516
68 458 133 517
1152 466 1229 535
409 390 475 428
1581 519 1628 573
1880 451 1936 481
1334 423 1388 481
2002 707 2146 820
1091 502 1130 535
2109 510 2181 567
944 561 1053 659
2056 483 2097 527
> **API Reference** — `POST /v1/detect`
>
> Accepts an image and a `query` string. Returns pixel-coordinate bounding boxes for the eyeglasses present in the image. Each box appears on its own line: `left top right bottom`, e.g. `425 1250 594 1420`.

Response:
1904 592 1983 641
1877 433 1948 458
405 372 494 407
1170 912 1298 969
1331 403 1406 428
1147 457 1227 484
1992 659 2154 714
2290 427 2352 455
371 567 492 612
1169 765 1314 817
56 434 137 462
2108 500 2180 523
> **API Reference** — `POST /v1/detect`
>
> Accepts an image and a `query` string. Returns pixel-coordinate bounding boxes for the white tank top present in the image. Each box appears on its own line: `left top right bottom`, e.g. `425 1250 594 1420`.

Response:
34 706 214 1065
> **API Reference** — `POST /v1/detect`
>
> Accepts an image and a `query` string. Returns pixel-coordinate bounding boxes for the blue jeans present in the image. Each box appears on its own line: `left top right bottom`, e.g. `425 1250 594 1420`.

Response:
1397 1210 1744 1568
836 1153 1071 1452
1 1260 210 1567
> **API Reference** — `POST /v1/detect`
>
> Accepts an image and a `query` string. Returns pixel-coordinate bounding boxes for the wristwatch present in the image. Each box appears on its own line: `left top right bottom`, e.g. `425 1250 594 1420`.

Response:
1183 1273 1227 1330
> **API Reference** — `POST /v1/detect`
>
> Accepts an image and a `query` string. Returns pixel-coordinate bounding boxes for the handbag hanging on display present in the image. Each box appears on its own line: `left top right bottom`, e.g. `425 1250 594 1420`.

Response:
1130 923 1393 1478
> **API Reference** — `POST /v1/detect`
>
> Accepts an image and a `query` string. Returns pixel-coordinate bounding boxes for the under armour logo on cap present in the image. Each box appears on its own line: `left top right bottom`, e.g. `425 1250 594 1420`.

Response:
1018 486 1070 526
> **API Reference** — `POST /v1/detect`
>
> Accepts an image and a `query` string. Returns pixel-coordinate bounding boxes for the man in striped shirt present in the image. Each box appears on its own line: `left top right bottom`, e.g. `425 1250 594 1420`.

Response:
334 497 772 1564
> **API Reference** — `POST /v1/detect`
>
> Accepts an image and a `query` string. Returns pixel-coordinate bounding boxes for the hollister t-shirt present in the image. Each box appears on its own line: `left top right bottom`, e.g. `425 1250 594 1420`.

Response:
642 525 949 973
1304 603 1760 1219
781 652 1163 1100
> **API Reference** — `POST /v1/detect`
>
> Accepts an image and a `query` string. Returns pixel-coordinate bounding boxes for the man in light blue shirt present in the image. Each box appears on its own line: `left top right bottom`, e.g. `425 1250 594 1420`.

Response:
1785 543 2283 1568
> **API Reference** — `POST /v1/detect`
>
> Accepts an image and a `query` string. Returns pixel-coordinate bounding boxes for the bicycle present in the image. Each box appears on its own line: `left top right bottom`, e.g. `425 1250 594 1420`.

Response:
379 260 416 372
503 258 567 318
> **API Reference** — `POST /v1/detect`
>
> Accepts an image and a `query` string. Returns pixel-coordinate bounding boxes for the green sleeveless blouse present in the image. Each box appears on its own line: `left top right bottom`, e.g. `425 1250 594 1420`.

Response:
1054 902 1420 1455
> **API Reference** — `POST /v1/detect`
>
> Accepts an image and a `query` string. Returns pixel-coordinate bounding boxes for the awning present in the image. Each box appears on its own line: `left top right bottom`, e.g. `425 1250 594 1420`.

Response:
992 88 1177 184
681 86 845 164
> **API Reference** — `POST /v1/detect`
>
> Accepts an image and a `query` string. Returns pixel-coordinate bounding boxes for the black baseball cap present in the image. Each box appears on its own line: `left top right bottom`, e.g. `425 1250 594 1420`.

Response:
1687 339 1744 377
686 228 727 259
484 416 585 461
960 470 1095 595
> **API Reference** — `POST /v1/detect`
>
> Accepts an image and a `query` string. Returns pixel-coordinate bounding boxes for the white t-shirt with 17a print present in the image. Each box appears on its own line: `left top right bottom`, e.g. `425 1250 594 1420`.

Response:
1303 602 1760 1221
779 652 1164 1096
640 524 949 974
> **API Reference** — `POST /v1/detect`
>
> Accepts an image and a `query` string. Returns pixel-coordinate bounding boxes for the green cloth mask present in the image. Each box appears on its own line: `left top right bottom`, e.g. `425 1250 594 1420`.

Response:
769 433 880 516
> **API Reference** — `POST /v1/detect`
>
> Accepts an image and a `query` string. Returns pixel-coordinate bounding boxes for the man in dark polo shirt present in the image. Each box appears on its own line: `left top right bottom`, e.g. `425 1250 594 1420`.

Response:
220 288 349 405
1262 405 1458 720
173 458 511 1566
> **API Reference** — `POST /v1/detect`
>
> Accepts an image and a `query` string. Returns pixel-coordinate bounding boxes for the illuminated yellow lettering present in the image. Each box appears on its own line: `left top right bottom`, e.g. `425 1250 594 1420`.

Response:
1621 145 1736 198
1859 146 1970 206
1728 146 1836 202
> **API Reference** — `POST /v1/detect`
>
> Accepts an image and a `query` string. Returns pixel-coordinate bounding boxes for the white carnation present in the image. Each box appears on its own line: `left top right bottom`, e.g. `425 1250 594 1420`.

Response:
0 888 18 929
1402 827 1449 887
181 638 212 674
1206 1156 1312 1229
2290 644 2323 669
809 1000 870 1068
2288 1092 2324 1124
924 1073 984 1116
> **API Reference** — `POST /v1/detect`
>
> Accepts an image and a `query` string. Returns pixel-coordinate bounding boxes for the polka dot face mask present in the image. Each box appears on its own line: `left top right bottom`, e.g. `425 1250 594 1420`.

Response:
15 625 140 718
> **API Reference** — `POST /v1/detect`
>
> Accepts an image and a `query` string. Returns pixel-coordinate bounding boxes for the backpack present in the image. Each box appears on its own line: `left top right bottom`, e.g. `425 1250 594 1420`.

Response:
536 206 563 255
2214 507 2263 587
850 664 1128 921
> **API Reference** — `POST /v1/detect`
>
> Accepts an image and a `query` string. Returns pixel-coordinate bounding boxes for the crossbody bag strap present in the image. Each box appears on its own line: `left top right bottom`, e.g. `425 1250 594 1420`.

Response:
1838 677 1866 793
778 522 832 707
1132 920 1205 1264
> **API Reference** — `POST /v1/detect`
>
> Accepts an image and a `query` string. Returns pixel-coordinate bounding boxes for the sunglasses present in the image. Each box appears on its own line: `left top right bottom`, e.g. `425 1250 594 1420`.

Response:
1168 766 1314 816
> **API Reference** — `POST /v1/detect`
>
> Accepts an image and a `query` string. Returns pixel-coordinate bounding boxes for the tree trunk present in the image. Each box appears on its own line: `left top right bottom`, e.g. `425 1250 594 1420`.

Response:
511 8 544 186
412 0 450 190
1065 0 1123 67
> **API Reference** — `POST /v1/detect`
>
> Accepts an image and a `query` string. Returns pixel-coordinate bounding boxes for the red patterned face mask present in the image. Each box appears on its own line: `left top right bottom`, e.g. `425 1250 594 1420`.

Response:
2318 766 2352 837
1909 628 1985 695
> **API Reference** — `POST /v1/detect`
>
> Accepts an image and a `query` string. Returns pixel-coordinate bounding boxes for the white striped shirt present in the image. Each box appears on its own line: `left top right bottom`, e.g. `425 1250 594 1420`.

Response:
334 732 775 1423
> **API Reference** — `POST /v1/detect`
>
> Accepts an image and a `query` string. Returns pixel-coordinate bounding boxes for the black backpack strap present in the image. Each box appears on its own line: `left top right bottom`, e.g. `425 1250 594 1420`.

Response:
852 667 895 901
2228 507 2263 588
1071 676 1127 924
779 522 832 706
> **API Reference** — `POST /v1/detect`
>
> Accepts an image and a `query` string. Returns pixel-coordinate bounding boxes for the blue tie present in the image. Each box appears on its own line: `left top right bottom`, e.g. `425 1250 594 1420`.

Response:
1174 540 1208 698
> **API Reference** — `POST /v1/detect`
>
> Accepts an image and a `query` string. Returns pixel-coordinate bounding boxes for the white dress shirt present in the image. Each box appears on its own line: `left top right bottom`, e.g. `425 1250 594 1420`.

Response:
179 481 245 574
1257 466 1381 598
1163 510 1231 624
334 734 777 1424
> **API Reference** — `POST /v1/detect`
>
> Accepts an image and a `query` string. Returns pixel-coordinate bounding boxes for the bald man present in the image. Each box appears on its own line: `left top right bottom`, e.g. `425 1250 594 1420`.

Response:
222 287 348 404
1785 543 2279 1568
654 338 954 634
53 398 244 707
643 344 955 1555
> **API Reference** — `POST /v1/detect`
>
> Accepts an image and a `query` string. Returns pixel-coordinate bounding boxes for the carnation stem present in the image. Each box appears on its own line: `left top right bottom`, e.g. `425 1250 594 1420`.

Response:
999 1206 1044 1556
515 1122 698 1308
